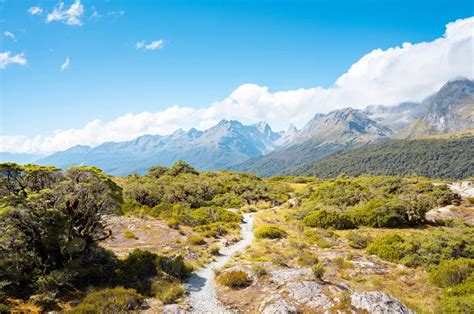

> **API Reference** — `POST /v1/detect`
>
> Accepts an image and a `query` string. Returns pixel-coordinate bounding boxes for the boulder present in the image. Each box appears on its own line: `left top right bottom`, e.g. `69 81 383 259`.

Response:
287 281 333 310
351 291 414 314
260 294 298 314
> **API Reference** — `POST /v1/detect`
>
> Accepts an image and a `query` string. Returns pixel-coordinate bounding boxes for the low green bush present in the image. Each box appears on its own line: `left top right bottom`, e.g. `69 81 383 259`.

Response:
209 243 221 255
303 209 355 230
123 230 138 239
188 234 205 245
430 259 474 288
297 250 319 266
311 262 325 280
445 276 474 297
29 293 58 311
151 280 184 304
366 227 474 268
114 250 158 296
156 255 193 279
255 225 287 239
346 231 372 249
303 229 335 248
68 287 144 313
366 233 405 263
436 295 474 313
217 271 251 289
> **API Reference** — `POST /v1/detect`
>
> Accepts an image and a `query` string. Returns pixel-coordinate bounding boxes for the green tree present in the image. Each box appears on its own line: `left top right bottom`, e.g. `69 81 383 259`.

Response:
0 164 123 298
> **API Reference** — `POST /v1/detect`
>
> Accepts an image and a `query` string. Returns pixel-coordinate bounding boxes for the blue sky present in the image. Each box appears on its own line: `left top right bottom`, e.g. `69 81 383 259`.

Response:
0 0 473 153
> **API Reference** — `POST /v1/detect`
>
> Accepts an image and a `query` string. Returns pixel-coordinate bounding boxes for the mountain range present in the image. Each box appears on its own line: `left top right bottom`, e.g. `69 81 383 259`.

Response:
231 79 474 176
5 78 474 177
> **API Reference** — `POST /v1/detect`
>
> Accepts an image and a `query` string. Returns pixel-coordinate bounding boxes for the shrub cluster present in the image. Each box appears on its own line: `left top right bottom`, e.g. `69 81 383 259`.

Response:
430 259 474 313
254 225 287 239
366 227 473 267
68 287 143 313
298 177 460 229
122 161 291 238
217 270 251 289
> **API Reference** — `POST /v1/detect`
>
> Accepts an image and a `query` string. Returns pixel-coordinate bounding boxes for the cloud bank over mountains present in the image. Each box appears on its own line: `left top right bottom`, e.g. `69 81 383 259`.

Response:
1 17 473 154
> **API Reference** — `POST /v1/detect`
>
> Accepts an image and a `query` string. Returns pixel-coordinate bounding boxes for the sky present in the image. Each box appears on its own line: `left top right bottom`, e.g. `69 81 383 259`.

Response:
0 0 473 154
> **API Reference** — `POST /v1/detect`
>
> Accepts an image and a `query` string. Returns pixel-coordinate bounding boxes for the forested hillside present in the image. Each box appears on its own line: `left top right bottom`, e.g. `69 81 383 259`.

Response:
295 135 474 179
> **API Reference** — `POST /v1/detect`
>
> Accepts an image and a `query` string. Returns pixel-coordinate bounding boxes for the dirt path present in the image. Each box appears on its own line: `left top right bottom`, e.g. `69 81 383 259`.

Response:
184 203 286 313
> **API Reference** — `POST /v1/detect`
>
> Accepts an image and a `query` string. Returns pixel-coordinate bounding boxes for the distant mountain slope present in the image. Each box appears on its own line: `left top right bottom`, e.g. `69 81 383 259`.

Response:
229 108 392 177
231 79 474 177
37 120 283 175
402 79 474 137
294 134 474 179
364 102 424 132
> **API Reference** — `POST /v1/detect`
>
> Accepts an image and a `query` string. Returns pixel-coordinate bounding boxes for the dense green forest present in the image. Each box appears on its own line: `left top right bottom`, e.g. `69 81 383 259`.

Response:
295 136 474 179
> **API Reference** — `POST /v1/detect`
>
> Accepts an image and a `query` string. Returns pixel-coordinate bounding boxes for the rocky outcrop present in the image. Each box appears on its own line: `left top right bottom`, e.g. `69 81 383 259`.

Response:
259 294 298 314
270 268 312 285
351 291 414 314
286 281 333 310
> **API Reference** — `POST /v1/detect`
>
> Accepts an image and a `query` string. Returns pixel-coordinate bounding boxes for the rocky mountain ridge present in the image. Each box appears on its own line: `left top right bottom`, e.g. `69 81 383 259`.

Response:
9 78 473 176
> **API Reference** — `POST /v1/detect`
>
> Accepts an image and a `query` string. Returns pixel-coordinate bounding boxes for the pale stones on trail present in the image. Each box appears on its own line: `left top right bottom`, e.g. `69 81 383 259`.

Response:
351 291 415 314
162 304 191 314
270 268 312 285
286 281 333 310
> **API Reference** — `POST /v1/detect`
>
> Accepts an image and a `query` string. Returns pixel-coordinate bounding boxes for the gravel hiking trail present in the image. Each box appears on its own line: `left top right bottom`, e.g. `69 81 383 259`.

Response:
184 203 285 313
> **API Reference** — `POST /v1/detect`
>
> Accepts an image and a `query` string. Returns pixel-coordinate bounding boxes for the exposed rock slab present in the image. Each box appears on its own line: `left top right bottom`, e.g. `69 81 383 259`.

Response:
260 294 297 314
270 268 312 285
351 291 414 314
286 281 333 310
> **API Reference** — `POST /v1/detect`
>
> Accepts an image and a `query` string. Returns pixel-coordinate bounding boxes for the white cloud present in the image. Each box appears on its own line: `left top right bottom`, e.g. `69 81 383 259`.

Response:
2 17 473 154
28 6 43 15
60 57 70 71
46 0 84 26
136 39 165 50
4 31 15 41
0 51 27 69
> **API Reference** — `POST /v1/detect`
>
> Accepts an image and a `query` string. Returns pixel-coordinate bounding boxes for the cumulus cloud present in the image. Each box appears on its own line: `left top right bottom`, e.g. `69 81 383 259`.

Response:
28 6 43 15
4 31 15 41
0 51 27 69
136 39 165 50
2 17 473 154
47 0 84 26
60 57 70 71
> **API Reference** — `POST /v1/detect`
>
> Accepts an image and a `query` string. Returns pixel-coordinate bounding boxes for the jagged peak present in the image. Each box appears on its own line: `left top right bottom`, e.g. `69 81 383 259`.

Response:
215 119 243 128
254 121 272 133
287 124 298 133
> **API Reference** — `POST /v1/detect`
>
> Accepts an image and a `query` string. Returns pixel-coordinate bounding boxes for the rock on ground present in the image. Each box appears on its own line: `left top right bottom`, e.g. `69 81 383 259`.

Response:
162 304 190 314
270 268 312 285
286 281 333 310
351 291 414 314
259 294 298 314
